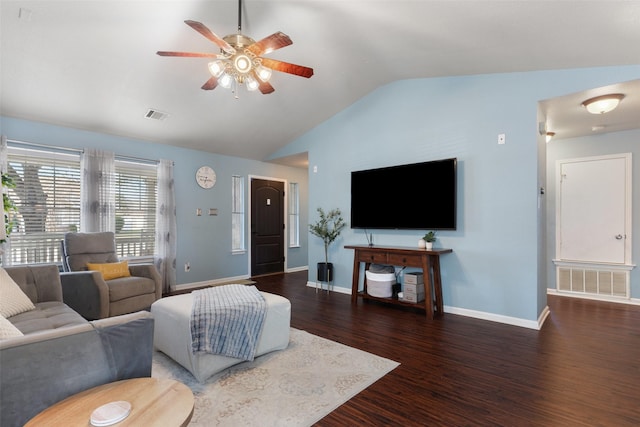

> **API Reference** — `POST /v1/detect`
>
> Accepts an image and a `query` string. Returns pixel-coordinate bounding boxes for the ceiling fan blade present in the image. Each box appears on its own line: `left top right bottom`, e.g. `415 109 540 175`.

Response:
157 51 223 58
185 20 236 54
201 77 219 90
246 32 292 56
258 80 275 95
259 58 314 78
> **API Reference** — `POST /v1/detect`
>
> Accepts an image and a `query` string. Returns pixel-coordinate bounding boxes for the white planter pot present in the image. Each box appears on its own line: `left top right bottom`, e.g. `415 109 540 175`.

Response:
425 241 433 250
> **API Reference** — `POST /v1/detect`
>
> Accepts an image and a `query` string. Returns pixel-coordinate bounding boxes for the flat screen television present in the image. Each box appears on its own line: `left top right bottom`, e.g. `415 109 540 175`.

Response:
350 158 457 230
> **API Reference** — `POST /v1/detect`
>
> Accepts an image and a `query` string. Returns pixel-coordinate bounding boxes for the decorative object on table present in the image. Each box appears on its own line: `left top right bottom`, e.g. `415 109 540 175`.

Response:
90 401 131 426
423 231 437 250
309 207 346 289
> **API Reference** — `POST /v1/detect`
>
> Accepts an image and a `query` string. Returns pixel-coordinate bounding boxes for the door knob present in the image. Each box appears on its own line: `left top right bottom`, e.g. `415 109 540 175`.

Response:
615 234 623 240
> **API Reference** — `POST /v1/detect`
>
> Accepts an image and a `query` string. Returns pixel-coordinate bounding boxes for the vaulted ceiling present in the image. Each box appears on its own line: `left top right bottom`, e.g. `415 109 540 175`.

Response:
2 1 639 165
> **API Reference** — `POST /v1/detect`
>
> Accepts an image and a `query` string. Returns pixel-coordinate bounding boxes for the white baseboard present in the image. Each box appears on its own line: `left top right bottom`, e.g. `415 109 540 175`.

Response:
444 305 548 330
286 266 309 273
305 281 351 295
304 282 548 330
547 288 640 306
172 274 251 292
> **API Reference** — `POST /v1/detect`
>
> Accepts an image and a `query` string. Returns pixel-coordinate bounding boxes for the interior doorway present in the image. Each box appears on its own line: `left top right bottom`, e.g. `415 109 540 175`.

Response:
250 178 285 276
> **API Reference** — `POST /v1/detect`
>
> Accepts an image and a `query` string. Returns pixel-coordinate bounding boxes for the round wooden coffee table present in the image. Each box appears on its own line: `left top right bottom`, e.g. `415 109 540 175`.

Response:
25 378 194 426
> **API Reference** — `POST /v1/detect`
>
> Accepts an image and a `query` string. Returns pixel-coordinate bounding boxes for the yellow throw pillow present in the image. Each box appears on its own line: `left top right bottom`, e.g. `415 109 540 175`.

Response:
86 261 131 280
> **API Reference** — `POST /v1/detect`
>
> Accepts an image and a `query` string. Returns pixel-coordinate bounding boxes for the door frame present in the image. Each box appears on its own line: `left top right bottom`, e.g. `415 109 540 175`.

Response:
247 174 289 276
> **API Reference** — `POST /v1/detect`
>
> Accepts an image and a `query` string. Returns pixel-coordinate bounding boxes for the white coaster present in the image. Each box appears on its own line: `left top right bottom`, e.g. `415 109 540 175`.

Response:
90 401 132 426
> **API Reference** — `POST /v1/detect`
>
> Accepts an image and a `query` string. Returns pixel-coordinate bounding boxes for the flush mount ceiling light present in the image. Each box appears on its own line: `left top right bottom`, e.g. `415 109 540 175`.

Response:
157 0 313 98
581 94 625 114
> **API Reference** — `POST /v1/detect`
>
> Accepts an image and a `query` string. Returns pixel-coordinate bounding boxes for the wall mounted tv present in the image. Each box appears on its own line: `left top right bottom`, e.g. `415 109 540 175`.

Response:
351 158 457 230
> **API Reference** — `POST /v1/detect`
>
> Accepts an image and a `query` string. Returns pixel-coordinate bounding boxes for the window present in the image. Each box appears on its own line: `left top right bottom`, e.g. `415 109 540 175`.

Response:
231 175 245 252
289 182 300 247
6 146 81 264
4 142 159 265
114 160 157 259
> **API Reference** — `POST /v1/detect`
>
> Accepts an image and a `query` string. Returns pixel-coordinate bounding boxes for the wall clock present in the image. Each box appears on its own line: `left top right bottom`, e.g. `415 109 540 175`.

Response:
195 166 216 189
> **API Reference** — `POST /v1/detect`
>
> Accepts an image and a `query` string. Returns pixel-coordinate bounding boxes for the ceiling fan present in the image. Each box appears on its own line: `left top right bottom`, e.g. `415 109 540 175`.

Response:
157 0 313 96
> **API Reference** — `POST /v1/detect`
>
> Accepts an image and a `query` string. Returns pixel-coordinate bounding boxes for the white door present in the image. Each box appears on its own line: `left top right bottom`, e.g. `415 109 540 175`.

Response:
557 154 631 264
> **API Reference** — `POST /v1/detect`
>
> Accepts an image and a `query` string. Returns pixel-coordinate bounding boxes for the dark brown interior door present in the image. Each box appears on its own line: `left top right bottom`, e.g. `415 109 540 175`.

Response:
250 178 285 276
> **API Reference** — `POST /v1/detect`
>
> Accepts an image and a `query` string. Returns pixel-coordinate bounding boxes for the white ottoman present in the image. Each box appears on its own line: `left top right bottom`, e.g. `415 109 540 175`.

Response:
151 291 291 383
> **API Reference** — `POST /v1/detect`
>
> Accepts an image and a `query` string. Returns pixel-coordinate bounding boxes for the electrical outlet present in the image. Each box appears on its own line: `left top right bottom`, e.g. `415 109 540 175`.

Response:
184 262 190 272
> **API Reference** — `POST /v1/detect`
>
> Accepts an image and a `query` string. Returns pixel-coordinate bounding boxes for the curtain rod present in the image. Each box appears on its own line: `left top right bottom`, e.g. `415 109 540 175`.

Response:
7 138 159 165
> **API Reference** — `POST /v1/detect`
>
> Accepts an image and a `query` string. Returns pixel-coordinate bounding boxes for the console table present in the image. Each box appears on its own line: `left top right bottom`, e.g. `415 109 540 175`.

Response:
345 245 452 319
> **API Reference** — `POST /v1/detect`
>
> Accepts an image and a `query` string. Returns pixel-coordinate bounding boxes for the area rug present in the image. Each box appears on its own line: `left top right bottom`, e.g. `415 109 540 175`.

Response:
152 328 399 426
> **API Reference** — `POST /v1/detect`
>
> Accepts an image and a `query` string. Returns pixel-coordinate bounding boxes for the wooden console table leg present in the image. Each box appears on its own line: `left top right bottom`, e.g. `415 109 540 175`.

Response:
351 252 360 304
430 254 444 315
421 255 435 319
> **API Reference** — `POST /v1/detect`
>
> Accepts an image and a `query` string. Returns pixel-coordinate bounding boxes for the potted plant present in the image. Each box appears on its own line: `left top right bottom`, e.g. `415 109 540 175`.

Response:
1 173 17 244
309 207 346 283
423 231 437 250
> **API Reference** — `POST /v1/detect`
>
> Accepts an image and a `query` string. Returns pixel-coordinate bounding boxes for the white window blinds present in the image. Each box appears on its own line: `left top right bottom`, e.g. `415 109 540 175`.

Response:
6 147 81 264
114 160 157 258
232 175 245 252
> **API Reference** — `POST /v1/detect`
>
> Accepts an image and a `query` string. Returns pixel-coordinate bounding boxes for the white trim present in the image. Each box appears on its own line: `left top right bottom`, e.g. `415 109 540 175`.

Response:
172 274 251 292
287 265 308 273
547 288 640 306
553 259 636 271
307 282 550 329
444 305 548 330
305 281 351 295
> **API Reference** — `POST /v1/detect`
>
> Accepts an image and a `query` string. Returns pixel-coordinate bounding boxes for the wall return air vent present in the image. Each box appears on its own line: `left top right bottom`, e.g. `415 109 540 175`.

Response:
144 109 169 121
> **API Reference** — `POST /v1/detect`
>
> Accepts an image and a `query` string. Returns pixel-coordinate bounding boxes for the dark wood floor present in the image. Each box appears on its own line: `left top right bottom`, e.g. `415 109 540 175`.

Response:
251 271 640 427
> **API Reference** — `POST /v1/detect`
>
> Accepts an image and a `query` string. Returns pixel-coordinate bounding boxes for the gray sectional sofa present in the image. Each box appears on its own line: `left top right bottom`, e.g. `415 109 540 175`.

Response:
0 264 155 427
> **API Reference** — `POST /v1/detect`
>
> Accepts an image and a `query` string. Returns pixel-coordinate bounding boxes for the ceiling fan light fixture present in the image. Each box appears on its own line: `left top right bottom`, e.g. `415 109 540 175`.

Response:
208 60 226 77
234 55 252 73
245 75 259 91
219 73 233 89
256 65 272 82
581 93 624 114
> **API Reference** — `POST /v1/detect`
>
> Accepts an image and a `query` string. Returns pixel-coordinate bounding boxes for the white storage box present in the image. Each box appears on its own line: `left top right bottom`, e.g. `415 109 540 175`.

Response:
366 271 395 298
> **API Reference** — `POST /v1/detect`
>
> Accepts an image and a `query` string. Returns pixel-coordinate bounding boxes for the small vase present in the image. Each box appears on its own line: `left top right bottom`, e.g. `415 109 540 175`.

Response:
418 239 426 249
425 241 433 250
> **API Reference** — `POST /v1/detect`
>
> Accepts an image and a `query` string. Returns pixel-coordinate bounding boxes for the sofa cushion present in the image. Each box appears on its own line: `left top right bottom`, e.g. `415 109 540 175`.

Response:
0 268 36 317
0 314 23 339
107 276 157 302
8 302 88 335
87 261 131 280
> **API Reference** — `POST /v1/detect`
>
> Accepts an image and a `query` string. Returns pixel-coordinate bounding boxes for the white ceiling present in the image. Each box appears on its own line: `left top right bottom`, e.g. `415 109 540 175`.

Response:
1 1 639 165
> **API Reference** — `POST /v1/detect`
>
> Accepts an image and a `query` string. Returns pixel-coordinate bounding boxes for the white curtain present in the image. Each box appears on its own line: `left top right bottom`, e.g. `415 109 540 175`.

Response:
155 159 177 294
80 149 115 232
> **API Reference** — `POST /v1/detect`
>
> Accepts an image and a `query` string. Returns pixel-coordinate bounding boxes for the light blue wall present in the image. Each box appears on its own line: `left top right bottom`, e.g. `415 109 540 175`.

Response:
546 128 640 297
0 116 309 284
271 65 640 323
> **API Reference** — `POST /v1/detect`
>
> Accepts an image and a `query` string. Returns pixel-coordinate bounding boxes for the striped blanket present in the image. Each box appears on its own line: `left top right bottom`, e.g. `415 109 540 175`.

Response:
190 284 267 361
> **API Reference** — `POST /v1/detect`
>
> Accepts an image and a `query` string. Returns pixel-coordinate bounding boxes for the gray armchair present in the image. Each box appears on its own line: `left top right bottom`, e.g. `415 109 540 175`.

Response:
60 231 162 319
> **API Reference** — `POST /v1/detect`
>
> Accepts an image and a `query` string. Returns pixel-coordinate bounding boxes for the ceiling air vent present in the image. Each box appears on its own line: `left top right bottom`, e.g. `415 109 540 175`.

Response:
144 109 169 121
